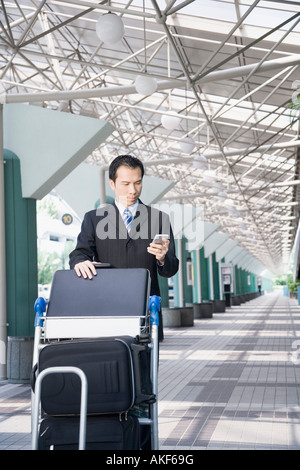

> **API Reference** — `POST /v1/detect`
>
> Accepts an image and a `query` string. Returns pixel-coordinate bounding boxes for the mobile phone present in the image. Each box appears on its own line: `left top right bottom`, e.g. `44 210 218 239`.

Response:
152 234 170 244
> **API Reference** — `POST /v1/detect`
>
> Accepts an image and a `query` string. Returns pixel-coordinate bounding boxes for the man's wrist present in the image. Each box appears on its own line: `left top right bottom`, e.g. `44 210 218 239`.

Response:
157 258 165 266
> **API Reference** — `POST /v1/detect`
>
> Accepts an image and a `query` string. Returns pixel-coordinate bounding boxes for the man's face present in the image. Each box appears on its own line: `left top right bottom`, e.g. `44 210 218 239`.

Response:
109 165 143 207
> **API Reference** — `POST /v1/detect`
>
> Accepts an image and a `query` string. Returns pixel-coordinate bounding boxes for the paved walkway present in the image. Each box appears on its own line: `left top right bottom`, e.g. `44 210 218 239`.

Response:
158 290 300 450
1 290 300 450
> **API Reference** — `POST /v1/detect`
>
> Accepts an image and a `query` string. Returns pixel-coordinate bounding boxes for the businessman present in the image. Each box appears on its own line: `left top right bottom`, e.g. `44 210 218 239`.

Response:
69 154 179 335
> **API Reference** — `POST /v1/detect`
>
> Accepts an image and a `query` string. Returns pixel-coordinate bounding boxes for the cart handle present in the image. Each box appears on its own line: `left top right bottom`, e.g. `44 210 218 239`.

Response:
34 297 47 327
149 295 161 326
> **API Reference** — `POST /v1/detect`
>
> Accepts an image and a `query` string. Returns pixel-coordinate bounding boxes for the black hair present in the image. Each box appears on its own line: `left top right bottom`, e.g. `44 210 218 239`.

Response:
109 155 144 182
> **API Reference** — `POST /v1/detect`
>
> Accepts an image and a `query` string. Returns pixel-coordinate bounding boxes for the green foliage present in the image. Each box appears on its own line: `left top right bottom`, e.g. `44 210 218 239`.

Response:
273 273 293 286
37 195 77 285
38 250 62 285
290 93 300 124
37 194 59 219
287 280 300 292
61 239 76 270
273 273 300 292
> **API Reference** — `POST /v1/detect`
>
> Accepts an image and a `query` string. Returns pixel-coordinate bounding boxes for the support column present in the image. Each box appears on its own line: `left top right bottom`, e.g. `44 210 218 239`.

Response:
212 253 220 300
4 150 37 338
0 105 7 380
209 254 214 301
178 238 184 307
173 238 184 307
200 247 209 301
99 166 106 207
191 249 202 303
4 150 37 383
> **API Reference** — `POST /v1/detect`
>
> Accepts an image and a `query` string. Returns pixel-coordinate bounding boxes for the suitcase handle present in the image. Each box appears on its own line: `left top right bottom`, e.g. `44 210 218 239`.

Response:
30 363 38 392
32 367 88 450
93 262 113 268
131 343 156 404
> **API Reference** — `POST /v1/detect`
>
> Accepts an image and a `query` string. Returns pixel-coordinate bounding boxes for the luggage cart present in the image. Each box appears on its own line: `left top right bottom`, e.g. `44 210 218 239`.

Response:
31 267 160 450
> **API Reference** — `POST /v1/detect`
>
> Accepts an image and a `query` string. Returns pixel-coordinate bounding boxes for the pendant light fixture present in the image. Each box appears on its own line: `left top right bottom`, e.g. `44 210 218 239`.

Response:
161 39 181 130
179 88 195 153
193 154 207 169
161 111 181 130
134 0 157 96
134 75 157 95
180 136 196 154
203 169 217 182
96 12 125 45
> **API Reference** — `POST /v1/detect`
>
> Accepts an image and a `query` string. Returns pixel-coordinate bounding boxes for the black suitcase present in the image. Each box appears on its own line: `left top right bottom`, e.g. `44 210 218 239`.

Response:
38 415 140 450
34 336 154 416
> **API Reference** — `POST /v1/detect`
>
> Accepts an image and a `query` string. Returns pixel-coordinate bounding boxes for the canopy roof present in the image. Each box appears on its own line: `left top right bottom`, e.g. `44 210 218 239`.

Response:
1 0 300 275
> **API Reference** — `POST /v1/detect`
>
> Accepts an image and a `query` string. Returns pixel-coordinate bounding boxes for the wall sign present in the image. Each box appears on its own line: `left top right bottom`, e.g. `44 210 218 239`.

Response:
61 213 73 225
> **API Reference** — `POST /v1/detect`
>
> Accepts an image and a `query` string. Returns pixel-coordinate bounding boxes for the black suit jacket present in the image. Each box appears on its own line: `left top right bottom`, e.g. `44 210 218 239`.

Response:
69 201 179 296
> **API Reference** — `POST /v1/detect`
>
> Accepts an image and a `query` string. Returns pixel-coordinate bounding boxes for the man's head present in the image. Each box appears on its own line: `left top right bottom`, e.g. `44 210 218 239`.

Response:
109 155 144 182
109 155 144 207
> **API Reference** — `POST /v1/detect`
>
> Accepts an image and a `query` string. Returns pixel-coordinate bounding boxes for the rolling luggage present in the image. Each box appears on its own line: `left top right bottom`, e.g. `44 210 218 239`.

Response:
31 268 160 450
38 415 140 450
32 336 154 416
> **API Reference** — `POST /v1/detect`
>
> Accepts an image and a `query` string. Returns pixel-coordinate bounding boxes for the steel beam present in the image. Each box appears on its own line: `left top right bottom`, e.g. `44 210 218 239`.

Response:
2 54 300 104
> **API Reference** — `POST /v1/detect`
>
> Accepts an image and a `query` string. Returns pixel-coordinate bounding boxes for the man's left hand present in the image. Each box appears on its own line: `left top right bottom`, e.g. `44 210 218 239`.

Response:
147 238 170 265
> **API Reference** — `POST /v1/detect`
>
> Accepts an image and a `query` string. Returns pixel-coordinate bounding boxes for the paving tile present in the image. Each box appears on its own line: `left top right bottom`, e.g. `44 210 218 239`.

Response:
1 291 300 450
158 291 300 450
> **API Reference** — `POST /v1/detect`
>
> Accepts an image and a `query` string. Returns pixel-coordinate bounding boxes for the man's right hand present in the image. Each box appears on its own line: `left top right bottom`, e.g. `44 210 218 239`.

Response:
74 260 97 279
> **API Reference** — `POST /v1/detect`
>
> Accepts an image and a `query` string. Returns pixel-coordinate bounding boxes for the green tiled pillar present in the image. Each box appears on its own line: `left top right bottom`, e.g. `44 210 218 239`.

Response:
173 237 193 306
191 249 201 303
4 150 37 337
212 252 220 300
200 247 209 301
158 275 169 308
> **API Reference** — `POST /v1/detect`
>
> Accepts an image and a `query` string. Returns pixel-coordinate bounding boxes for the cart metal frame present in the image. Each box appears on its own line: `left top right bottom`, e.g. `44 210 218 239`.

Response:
31 268 160 450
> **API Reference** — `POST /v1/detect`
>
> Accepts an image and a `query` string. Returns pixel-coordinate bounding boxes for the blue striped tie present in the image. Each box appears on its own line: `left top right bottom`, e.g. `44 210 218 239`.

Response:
123 208 133 232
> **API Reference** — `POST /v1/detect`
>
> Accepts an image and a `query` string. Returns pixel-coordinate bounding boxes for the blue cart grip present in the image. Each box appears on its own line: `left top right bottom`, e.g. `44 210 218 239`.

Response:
34 297 47 327
149 295 161 326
